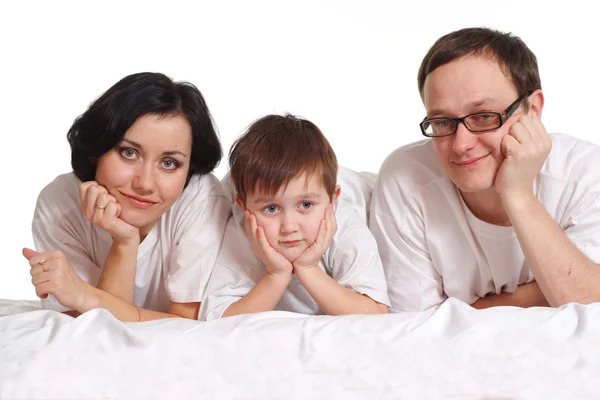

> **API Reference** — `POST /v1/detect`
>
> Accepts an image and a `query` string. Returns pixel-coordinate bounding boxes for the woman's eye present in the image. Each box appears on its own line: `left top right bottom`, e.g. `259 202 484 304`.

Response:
162 159 179 170
299 202 313 210
119 148 137 159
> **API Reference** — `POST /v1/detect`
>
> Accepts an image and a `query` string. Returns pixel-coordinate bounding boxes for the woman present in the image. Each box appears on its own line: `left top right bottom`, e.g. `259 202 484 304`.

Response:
23 72 231 321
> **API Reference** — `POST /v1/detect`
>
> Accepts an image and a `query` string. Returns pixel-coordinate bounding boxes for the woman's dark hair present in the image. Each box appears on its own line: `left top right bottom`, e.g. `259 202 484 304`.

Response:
67 72 222 183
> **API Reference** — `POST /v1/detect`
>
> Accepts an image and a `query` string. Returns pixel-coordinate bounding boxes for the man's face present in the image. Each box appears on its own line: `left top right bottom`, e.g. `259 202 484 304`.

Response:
423 55 528 194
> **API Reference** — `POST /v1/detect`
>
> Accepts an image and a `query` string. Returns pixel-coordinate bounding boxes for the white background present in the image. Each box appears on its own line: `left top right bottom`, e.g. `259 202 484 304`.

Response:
1 0 598 300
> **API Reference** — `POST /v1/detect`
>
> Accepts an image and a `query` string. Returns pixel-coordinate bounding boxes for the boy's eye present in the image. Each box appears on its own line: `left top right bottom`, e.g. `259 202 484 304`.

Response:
299 202 313 210
264 205 278 213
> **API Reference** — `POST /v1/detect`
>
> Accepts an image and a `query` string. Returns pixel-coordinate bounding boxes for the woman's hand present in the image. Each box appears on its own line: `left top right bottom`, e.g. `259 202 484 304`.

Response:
79 181 140 245
22 248 95 312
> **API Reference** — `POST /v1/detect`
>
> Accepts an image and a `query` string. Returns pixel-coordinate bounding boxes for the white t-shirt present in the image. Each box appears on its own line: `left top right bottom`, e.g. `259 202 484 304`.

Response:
200 167 390 320
370 133 600 312
32 172 232 314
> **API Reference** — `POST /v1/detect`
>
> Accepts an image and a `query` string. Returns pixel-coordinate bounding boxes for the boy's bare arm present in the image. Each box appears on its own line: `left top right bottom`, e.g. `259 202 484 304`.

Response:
471 281 550 309
294 267 388 315
222 272 291 317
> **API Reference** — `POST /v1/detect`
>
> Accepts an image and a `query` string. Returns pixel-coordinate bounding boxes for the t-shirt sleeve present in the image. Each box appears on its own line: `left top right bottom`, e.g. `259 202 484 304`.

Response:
199 216 259 321
165 177 232 304
563 189 600 263
328 213 390 307
369 170 446 312
32 183 102 312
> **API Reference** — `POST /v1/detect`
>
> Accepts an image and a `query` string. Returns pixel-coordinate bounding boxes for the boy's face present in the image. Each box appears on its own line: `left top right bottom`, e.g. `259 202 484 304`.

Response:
240 173 340 263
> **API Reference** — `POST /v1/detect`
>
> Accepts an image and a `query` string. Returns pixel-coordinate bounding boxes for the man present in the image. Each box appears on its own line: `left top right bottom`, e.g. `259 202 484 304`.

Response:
370 27 600 311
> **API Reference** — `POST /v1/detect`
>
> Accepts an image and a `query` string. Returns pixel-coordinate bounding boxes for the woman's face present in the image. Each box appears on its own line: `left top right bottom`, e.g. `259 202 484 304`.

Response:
95 114 192 237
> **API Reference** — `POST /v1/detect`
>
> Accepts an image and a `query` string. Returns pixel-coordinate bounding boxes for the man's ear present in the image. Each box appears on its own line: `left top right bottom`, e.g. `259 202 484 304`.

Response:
234 195 245 210
527 89 544 118
331 185 341 204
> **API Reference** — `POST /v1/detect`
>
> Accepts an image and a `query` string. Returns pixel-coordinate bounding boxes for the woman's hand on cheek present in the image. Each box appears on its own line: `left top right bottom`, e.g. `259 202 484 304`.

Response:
79 181 140 245
22 248 96 313
293 205 337 272
243 211 293 276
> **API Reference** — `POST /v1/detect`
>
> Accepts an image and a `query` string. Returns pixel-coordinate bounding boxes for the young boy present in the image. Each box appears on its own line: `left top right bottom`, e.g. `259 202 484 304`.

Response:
200 114 390 320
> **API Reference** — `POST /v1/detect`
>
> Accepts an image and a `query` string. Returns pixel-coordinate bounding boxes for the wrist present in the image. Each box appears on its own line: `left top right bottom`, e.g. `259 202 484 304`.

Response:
111 237 140 251
293 264 319 278
78 283 100 313
265 270 292 286
500 189 537 212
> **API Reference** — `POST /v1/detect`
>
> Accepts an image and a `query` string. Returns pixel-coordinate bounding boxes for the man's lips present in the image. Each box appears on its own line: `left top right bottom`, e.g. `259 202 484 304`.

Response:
453 153 490 166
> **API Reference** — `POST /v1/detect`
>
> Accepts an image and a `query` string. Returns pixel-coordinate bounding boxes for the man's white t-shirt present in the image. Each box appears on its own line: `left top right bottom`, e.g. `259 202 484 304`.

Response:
32 172 232 314
370 133 600 312
200 167 391 320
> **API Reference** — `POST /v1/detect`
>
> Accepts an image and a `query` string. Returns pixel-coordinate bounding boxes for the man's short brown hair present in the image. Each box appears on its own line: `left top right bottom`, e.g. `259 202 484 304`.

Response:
418 27 542 107
229 114 338 204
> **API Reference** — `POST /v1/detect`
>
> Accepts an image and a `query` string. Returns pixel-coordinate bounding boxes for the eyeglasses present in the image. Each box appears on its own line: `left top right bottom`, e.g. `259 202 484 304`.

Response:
419 93 530 138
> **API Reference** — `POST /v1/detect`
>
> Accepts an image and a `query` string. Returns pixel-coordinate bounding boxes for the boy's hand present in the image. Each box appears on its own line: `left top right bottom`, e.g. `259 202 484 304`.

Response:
293 205 337 272
243 210 293 276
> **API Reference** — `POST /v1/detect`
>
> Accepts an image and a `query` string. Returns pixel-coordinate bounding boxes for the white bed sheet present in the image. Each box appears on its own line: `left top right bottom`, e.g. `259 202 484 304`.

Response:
1 298 600 399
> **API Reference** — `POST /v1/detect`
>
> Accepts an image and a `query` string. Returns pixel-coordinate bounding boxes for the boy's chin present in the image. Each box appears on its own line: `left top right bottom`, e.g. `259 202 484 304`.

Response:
279 248 307 263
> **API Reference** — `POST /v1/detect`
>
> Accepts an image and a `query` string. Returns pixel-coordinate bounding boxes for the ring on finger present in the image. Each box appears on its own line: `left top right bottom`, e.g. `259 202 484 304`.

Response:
95 204 106 210
39 259 48 272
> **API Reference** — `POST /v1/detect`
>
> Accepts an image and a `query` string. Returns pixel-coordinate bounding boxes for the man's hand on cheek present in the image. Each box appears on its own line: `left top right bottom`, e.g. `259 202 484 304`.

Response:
243 211 293 276
495 114 551 202
293 205 337 272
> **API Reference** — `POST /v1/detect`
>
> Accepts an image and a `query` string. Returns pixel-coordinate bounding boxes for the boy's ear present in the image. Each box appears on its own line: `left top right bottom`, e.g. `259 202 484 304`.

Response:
331 185 341 203
234 195 245 210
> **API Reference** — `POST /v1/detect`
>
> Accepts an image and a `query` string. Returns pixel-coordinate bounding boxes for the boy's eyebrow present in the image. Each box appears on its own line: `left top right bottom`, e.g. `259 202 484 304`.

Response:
295 192 322 201
122 139 187 158
251 192 322 205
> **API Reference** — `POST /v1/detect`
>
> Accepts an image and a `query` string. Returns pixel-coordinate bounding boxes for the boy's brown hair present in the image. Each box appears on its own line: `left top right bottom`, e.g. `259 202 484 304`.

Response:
417 27 542 110
229 114 338 204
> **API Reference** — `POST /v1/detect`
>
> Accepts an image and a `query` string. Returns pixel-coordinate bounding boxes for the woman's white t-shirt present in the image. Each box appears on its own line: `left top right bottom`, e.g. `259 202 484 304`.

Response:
370 133 600 312
32 172 232 313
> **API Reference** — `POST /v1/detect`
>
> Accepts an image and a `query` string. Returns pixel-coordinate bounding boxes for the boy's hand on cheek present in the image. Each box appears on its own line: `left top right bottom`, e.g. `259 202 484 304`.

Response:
243 211 293 276
293 205 337 272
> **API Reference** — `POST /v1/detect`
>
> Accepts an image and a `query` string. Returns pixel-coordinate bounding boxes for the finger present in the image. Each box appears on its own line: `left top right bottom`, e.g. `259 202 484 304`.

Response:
35 282 53 299
85 184 108 220
313 218 328 250
242 210 253 238
501 134 520 159
23 250 52 268
508 121 531 145
32 271 52 286
22 247 38 261
256 226 273 251
78 181 97 206
328 205 338 237
103 201 121 225
96 193 116 210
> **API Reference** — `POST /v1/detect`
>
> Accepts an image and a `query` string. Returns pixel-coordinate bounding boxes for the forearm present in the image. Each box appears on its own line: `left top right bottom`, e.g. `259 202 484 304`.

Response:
222 272 291 317
80 283 182 322
471 281 550 309
505 193 600 306
97 241 138 303
295 267 388 315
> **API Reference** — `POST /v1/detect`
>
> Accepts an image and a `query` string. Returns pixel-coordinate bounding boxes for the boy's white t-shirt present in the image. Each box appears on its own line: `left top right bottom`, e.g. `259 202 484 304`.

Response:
32 172 232 314
200 167 390 321
370 133 600 312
